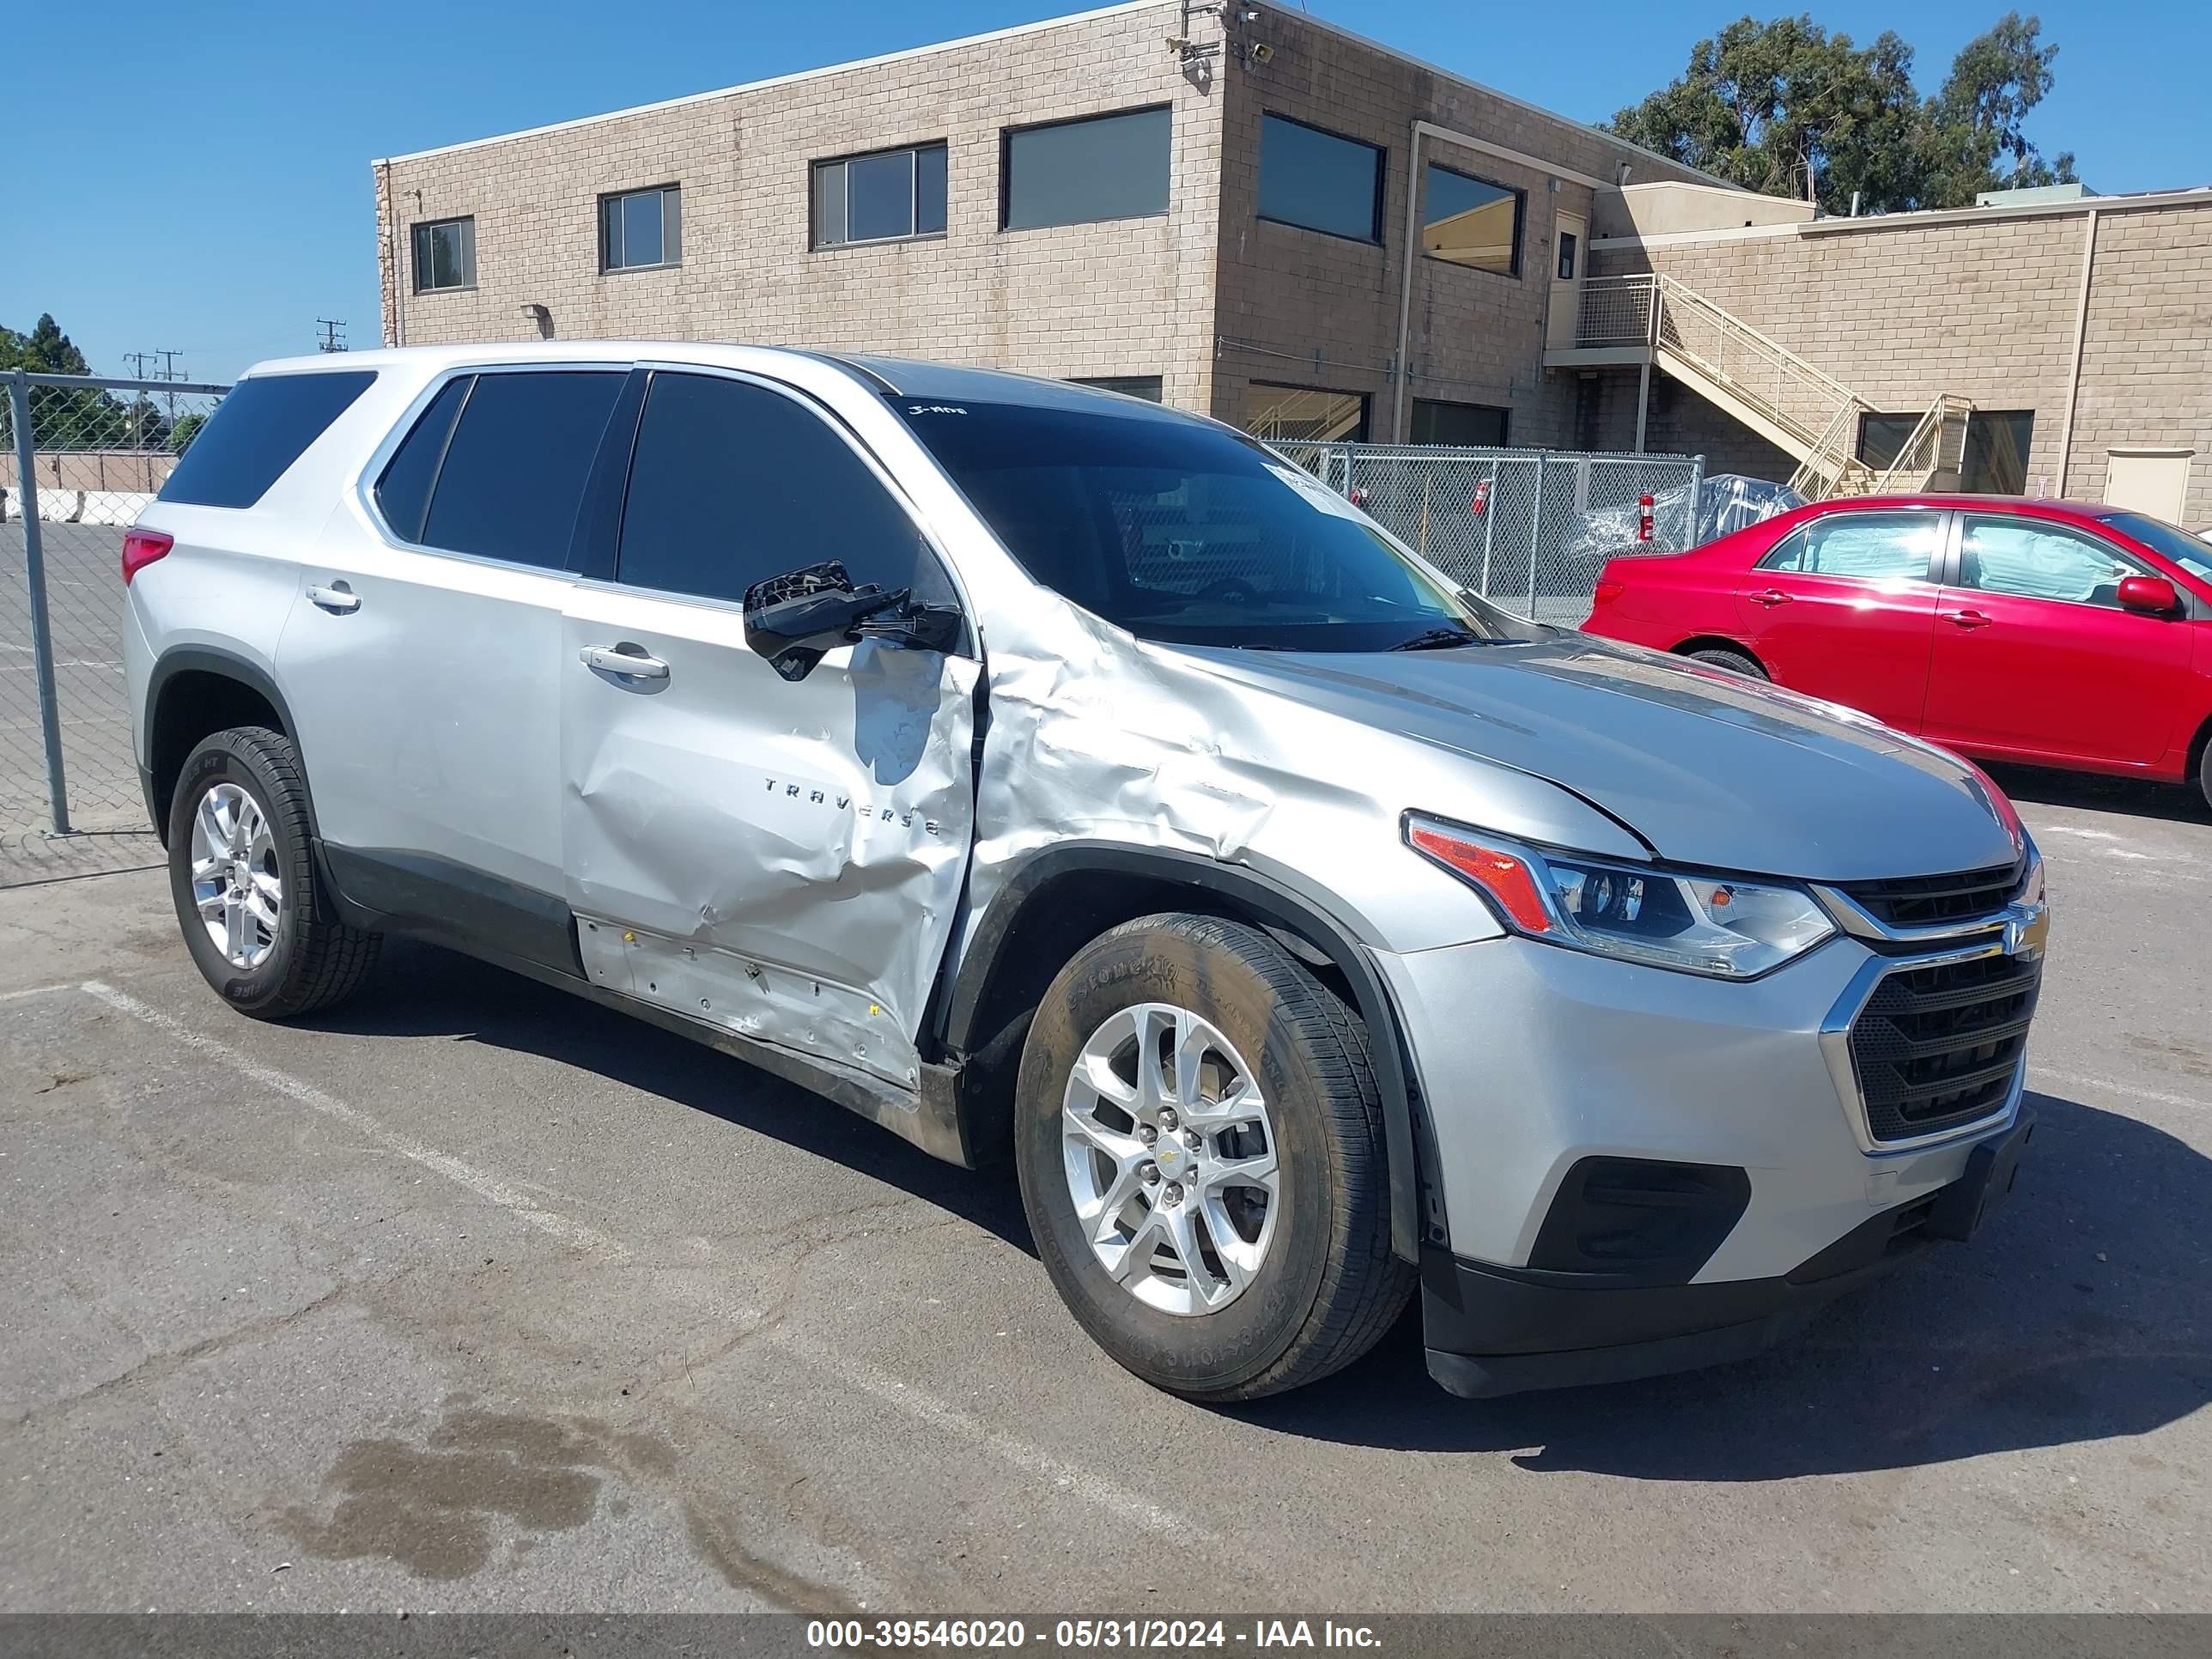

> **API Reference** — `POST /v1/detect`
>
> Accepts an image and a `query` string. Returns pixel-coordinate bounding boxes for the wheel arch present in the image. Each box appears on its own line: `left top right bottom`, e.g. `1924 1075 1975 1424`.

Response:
939 844 1439 1263
144 647 304 848
1672 634 1767 672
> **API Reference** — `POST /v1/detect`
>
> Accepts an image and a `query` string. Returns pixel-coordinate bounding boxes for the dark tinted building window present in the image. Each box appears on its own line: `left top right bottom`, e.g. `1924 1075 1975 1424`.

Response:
374 376 472 544
1421 164 1521 275
1258 114 1382 243
601 185 681 270
1240 382 1369 444
616 373 945 606
419 371 624 568
1411 398 1509 447
412 217 476 292
1860 410 2034 494
1068 376 1164 403
813 143 948 246
156 371 377 509
1002 108 1170 231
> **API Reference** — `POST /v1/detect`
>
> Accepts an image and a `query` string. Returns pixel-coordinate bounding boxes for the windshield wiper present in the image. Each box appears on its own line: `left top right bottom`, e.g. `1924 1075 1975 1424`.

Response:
1386 626 1487 652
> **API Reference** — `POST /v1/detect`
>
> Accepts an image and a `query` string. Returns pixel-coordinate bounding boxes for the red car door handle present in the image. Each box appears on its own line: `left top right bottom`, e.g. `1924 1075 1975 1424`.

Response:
1945 609 1992 629
1749 587 1793 607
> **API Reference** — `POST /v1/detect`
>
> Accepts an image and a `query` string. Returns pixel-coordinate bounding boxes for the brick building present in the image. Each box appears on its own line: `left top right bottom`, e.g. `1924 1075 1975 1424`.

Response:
373 1 2212 524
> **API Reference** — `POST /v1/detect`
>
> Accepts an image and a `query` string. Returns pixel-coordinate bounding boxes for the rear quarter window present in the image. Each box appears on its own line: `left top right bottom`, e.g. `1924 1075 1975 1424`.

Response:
155 371 378 508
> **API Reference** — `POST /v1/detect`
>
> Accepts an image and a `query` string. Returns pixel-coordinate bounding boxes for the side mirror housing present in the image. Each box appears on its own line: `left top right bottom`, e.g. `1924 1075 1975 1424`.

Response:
744 561 908 680
2118 574 2182 616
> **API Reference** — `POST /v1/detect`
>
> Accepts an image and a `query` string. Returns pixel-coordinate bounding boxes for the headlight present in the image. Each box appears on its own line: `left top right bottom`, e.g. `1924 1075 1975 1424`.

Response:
1405 814 1835 979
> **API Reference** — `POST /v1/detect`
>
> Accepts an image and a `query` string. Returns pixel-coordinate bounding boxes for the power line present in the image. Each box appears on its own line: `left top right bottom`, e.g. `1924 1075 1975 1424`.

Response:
316 319 349 353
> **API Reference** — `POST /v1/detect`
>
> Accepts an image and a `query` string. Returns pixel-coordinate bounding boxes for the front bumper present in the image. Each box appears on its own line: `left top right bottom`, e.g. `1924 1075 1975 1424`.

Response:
1421 1106 2034 1396
1376 925 2039 1393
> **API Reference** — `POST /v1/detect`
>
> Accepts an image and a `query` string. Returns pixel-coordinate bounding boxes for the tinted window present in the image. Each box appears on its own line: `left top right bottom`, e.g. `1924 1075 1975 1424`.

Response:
1411 398 1508 447
1240 382 1368 443
1259 115 1382 242
1422 164 1520 274
813 144 948 246
1961 517 2142 607
1962 410 2033 494
1759 512 1942 580
2098 511 2212 585
419 371 624 568
1003 108 1170 231
374 376 471 544
898 400 1541 653
156 371 377 509
412 217 476 292
602 185 679 270
617 373 945 606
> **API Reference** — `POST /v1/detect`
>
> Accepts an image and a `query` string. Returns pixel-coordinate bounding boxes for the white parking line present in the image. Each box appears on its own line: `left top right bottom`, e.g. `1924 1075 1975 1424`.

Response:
71 978 1213 1548
2031 1066 2211 1118
79 979 632 1261
0 981 79 1003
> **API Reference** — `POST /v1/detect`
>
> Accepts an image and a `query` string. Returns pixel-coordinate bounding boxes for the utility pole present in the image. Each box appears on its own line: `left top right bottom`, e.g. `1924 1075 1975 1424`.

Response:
153 349 186 430
316 319 349 353
122 352 159 450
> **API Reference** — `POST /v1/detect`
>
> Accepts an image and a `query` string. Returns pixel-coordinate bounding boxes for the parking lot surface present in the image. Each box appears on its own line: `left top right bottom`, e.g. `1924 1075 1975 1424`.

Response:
1 770 2206 1614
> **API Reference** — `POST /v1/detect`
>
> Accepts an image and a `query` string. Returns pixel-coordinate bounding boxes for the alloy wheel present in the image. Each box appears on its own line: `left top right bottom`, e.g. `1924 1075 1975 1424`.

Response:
188 781 282 970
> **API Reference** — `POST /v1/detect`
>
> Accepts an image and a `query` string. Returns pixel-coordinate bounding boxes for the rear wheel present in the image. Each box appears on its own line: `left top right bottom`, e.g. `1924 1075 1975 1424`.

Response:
2199 738 2212 817
1013 914 1413 1401
167 726 380 1018
1685 646 1767 679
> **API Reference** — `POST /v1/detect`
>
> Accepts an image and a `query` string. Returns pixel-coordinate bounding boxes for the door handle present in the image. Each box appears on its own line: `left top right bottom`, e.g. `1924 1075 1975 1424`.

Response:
1944 610 1992 629
1748 587 1793 607
580 644 670 680
306 581 360 615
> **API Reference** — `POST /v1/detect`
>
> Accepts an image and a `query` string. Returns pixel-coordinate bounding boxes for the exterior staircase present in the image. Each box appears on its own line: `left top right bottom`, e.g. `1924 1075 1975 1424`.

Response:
1247 386 1367 444
1556 271 1972 499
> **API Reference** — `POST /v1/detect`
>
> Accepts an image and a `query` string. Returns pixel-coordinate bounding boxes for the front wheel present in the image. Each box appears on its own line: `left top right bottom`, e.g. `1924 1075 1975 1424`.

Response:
1013 914 1413 1401
167 726 380 1018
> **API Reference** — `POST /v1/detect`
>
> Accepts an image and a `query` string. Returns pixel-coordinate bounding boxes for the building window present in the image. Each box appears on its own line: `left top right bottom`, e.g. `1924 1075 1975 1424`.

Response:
1410 398 1510 447
1556 231 1577 280
1240 382 1370 444
1068 375 1164 403
1860 410 2033 493
1001 107 1170 232
1258 113 1383 244
601 185 681 270
411 217 476 293
1421 164 1522 276
812 143 947 247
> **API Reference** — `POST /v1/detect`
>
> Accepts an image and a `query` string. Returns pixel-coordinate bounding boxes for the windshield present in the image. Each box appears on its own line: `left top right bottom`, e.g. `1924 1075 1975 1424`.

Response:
894 398 1541 651
2100 510 2212 586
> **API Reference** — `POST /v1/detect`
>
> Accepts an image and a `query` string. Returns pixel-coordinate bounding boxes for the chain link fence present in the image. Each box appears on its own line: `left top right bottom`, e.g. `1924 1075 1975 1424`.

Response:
1272 442 1705 625
3 370 228 884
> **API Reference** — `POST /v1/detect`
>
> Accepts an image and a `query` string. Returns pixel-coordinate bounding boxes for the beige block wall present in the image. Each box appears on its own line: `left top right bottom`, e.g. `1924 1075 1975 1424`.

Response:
376 3 1224 410
1591 200 2212 523
1210 12 1711 443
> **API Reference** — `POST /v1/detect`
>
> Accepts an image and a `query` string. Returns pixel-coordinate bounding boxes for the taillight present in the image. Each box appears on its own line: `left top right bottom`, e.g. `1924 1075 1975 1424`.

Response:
1593 578 1626 605
121 528 173 585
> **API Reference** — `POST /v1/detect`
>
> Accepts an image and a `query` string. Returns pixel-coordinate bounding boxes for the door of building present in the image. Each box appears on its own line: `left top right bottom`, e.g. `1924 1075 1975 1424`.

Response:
1545 210 1587 353
2102 449 2192 523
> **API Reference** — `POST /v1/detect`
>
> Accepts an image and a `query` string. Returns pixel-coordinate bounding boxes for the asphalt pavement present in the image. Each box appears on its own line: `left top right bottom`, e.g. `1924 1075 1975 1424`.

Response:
1 768 2206 1614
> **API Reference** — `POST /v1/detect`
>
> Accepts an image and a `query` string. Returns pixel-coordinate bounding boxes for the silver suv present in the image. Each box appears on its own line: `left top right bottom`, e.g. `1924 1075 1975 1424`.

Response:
125 345 2047 1400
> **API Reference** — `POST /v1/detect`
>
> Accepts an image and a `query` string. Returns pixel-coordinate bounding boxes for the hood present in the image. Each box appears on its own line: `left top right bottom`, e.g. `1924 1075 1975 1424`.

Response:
1176 635 2023 882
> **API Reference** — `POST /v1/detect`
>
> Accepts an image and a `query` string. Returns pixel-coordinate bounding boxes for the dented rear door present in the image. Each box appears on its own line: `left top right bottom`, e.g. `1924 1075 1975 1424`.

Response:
559 368 977 1091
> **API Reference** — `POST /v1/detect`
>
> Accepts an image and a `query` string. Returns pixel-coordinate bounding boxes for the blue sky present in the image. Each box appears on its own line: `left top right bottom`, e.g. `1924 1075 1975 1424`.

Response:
9 1 2204 385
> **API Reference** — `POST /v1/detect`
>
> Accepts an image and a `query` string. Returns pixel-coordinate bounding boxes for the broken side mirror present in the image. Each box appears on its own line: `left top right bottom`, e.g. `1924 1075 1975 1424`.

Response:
743 560 959 682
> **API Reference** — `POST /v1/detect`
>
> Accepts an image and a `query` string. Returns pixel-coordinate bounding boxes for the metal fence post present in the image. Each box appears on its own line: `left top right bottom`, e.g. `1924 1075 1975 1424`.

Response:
6 370 70 835
1527 455 1547 618
1688 453 1707 549
1479 460 1499 595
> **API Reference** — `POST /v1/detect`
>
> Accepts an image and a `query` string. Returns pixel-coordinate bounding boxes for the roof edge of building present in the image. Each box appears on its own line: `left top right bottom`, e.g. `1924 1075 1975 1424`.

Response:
1592 185 2212 250
370 0 1164 166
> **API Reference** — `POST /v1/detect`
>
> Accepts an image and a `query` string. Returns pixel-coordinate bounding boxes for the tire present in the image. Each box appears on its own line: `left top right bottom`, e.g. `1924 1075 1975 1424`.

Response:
2200 740 2212 817
1013 913 1414 1401
1686 646 1767 679
167 726 380 1018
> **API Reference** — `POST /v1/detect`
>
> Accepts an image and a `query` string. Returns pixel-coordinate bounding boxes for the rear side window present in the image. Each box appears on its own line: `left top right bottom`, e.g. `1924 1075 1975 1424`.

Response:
374 376 472 544
156 371 377 508
419 371 625 568
1759 512 1942 581
615 371 947 606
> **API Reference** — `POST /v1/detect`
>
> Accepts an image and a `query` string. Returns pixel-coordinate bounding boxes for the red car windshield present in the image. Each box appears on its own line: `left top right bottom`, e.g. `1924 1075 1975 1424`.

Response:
2097 510 2212 587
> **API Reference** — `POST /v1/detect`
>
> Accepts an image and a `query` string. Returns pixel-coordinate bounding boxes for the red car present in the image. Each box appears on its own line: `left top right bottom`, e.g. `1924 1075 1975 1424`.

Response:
1584 495 2212 810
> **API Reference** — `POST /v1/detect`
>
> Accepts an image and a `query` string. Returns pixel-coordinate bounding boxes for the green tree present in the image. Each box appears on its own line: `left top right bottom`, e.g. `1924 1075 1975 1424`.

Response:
1607 12 2078 215
1 313 125 450
169 410 209 455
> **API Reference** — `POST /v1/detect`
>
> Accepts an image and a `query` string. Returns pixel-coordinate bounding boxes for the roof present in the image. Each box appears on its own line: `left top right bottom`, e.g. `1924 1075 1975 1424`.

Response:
370 2 1728 188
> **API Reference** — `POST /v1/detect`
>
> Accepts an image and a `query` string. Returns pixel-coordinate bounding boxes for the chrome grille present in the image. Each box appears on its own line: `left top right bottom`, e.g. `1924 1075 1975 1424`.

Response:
1848 951 2040 1143
1836 861 2023 931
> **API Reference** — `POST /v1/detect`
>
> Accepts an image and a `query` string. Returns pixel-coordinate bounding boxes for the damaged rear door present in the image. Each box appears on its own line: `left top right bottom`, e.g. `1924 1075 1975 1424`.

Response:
561 368 978 1093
